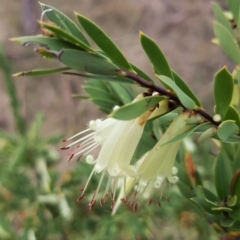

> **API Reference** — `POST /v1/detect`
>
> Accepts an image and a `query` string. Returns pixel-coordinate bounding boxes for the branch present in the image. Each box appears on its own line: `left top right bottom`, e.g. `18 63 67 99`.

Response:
124 71 219 126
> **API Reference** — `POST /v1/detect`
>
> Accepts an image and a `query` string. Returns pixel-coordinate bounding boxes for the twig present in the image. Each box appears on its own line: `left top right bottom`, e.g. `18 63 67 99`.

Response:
124 71 219 126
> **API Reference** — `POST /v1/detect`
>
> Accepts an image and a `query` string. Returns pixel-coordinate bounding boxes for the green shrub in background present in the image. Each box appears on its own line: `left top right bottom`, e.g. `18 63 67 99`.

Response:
2 1 240 239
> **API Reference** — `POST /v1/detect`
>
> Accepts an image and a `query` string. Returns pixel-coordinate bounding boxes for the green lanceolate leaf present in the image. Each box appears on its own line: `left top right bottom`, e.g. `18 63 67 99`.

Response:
229 205 240 221
237 7 240 39
201 186 219 203
233 66 240 84
40 3 90 46
8 140 27 170
39 21 91 51
227 0 240 22
215 151 232 200
214 134 240 143
213 22 240 64
34 48 58 58
224 105 240 128
212 207 232 212
13 67 70 77
228 195 237 207
91 98 115 112
63 72 135 84
230 169 240 205
217 120 239 141
84 78 109 90
221 141 235 160
91 97 116 106
84 86 115 101
130 63 154 82
229 220 240 230
0 46 26 136
198 127 217 142
10 36 80 51
57 49 120 75
214 67 233 118
220 216 235 227
177 181 195 198
107 82 133 104
231 80 239 107
157 75 195 109
162 123 212 145
140 32 173 79
212 2 235 37
172 71 201 107
191 197 219 215
233 144 240 170
110 96 165 120
76 13 131 70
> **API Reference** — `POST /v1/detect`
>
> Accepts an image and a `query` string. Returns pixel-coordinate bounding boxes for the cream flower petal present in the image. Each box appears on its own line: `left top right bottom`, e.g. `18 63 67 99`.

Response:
112 112 191 212
61 94 169 209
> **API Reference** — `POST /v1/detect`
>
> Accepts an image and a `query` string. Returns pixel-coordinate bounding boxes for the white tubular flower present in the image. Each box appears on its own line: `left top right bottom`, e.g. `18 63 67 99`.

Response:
61 94 165 209
118 111 191 211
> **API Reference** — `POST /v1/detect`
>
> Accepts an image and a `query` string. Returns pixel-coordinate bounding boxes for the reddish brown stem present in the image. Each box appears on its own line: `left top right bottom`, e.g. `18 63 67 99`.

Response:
124 71 220 126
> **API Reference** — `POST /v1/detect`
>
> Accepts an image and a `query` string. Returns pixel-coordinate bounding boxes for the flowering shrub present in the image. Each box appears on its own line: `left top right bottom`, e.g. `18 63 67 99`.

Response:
6 1 240 238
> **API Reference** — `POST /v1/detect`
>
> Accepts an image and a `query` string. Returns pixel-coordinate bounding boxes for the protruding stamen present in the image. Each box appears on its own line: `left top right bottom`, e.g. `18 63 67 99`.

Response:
77 194 85 202
89 170 106 209
60 146 70 150
129 191 138 208
102 194 109 204
89 200 96 210
134 203 138 211
65 128 92 141
80 138 95 149
66 132 95 148
111 199 115 209
74 142 100 157
148 197 153 206
76 154 83 161
100 198 104 207
111 177 119 200
89 191 97 210
68 153 74 162
80 168 95 198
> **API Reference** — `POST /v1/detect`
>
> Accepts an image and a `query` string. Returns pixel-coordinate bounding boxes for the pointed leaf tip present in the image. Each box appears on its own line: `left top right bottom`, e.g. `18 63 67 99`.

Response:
214 67 233 118
76 13 131 70
140 33 173 80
